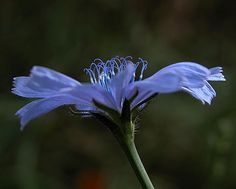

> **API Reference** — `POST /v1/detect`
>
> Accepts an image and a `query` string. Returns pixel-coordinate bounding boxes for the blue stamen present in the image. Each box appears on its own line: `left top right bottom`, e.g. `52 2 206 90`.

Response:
136 58 148 80
84 68 96 83
84 56 148 92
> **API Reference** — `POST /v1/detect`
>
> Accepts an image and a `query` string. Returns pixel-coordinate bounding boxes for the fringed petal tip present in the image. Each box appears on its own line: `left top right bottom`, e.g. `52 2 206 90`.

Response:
185 66 225 105
182 82 216 105
12 66 81 99
11 87 17 95
11 77 28 96
208 67 226 81
137 62 225 105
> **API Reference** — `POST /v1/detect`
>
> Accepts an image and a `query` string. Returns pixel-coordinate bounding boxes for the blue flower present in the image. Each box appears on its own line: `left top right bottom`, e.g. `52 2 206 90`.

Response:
12 57 225 130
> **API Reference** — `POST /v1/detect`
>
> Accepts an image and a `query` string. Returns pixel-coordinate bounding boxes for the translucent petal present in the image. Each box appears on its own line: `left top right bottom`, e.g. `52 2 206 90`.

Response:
30 66 80 88
12 66 80 98
16 94 83 129
15 82 119 128
131 62 225 105
182 82 216 105
144 62 210 92
66 84 118 111
12 76 60 98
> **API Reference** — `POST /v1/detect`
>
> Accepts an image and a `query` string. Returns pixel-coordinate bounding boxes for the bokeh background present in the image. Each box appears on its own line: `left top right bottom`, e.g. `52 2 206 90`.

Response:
0 0 235 188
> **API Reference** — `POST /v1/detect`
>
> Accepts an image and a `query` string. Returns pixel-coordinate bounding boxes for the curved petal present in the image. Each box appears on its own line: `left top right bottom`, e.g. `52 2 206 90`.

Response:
144 62 211 92
16 94 83 129
15 83 118 129
132 62 225 105
182 82 216 104
12 66 80 98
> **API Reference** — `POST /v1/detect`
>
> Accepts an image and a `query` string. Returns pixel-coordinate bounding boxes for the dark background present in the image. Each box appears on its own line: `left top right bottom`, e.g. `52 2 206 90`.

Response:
0 0 235 189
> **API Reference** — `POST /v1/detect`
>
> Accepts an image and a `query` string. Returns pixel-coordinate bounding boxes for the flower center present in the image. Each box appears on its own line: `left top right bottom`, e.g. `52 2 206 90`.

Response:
84 56 148 91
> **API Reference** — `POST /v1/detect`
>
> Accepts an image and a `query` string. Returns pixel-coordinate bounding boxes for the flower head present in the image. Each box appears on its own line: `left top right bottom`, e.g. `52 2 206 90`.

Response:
12 57 225 130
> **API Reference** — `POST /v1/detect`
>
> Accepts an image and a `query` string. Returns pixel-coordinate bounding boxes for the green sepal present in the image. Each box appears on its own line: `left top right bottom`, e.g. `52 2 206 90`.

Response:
121 98 131 123
132 92 158 111
69 106 90 116
128 89 139 104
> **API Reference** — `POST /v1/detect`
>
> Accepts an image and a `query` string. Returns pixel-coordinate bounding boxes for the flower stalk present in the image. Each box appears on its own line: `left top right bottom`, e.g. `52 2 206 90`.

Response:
94 97 155 188
115 122 155 189
109 98 155 189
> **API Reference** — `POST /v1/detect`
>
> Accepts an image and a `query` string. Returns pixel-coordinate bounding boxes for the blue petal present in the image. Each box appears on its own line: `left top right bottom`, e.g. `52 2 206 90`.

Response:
66 84 118 111
16 94 82 129
109 63 136 111
132 62 225 105
15 83 117 128
144 62 211 92
181 67 225 104
182 82 216 104
12 66 80 98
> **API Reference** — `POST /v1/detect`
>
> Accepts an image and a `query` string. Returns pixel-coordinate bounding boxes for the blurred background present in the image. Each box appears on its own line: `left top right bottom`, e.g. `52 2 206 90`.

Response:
0 0 235 188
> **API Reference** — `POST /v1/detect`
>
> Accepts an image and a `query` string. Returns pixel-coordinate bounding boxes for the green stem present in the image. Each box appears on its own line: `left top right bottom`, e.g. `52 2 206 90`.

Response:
117 135 155 189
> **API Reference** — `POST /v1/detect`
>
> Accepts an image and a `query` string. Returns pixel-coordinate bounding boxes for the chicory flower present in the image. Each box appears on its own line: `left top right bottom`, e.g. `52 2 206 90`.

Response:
12 57 225 130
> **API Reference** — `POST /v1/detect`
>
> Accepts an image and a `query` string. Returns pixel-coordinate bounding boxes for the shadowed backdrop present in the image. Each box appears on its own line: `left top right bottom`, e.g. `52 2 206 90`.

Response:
0 0 235 188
